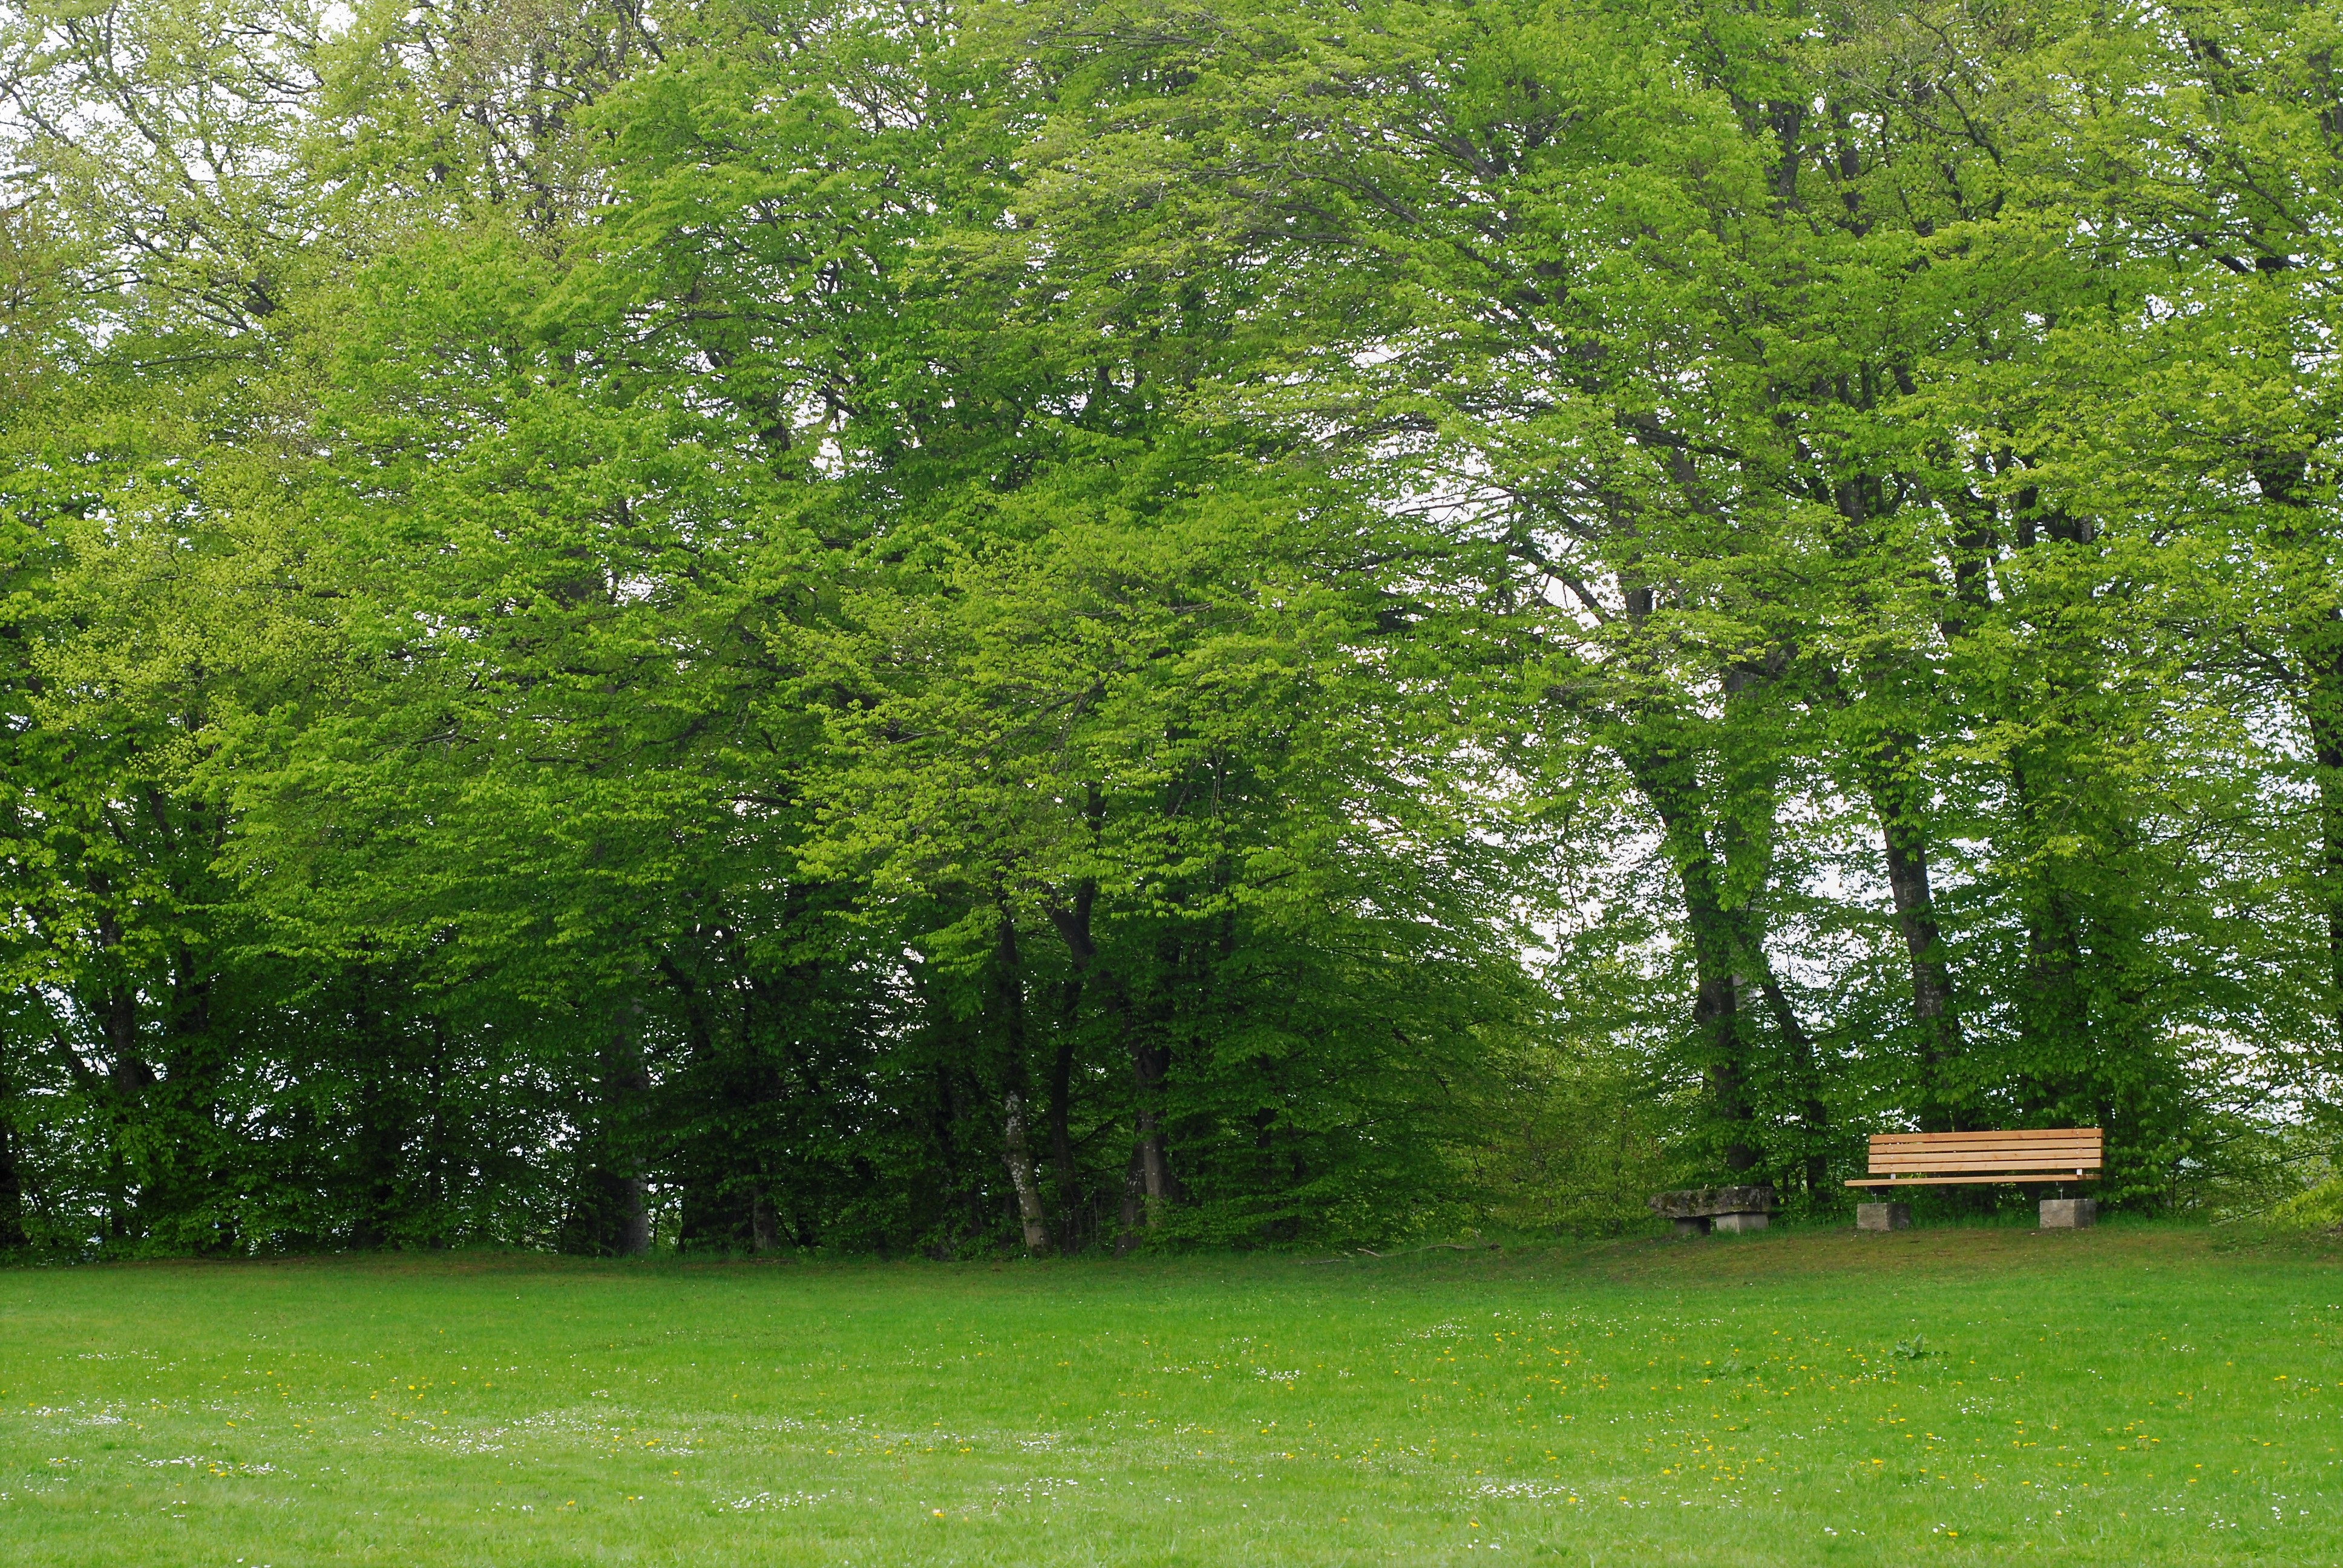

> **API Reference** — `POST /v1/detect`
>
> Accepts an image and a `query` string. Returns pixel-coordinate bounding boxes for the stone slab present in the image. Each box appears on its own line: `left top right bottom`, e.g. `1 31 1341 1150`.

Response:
2040 1197 2097 1230
1648 1186 1778 1220
1856 1201 1911 1232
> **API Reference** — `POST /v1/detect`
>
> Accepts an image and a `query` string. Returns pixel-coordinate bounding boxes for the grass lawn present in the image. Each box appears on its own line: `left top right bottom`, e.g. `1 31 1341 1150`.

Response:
1 1222 2339 1564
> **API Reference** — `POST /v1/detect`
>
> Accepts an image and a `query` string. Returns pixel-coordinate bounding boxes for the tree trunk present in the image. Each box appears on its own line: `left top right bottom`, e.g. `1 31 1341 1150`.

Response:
994 918 1052 1255
2306 642 2343 1039
1626 736 1762 1175
100 984 149 1243
1614 696 1780 1179
0 1053 25 1250
2006 737 2093 1090
2255 456 2343 1040
1003 1092 1051 1256
1686 903 1758 1173
567 996 652 1257
1869 765 1964 1131
1047 1010 1078 1217
1114 1138 1146 1257
1811 656 1968 1133
1758 976 1829 1195
1137 1106 1174 1203
750 1191 779 1253
1046 877 1099 1240
606 998 653 1256
349 978 401 1251
1046 804 1182 1249
2004 490 2104 1096
1119 975 1181 1217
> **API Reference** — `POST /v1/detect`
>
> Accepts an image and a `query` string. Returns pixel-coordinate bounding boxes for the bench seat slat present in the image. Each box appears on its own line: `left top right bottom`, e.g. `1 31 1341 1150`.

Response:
1870 1131 2102 1143
1867 1150 2100 1162
1870 1137 2100 1151
1866 1162 2100 1173
1869 1143 2101 1157
1866 1153 2101 1169
1869 1140 2097 1151
1874 1129 2099 1143
1869 1129 2102 1143
1862 1164 2099 1174
1847 1173 2104 1187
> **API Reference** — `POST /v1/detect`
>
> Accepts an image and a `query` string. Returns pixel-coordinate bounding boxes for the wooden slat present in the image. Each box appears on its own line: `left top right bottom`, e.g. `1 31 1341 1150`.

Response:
1870 1155 2102 1163
1871 1137 2100 1153
1870 1128 2102 1143
1867 1158 2099 1169
1869 1149 2100 1162
1847 1173 2104 1187
1869 1152 2100 1163
1865 1138 2108 1148
1865 1129 2108 1143
1867 1152 2101 1169
1856 1168 2097 1178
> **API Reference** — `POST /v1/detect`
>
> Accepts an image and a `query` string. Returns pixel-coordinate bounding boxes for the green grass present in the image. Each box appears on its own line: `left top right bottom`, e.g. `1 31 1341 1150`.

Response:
2 1222 2340 1564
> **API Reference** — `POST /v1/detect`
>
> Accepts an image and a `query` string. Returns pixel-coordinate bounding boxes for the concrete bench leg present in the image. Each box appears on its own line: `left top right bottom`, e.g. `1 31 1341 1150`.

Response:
1856 1201 1910 1232
1673 1217 1712 1237
2040 1198 2096 1229
1711 1212 1769 1233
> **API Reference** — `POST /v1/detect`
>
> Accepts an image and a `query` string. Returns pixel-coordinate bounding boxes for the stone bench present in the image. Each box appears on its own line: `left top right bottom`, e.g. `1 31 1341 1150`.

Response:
1648 1185 1776 1236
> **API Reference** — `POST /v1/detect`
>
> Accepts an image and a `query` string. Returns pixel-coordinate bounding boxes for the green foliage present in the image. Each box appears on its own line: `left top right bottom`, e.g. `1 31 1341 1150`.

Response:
0 0 2338 1256
2266 1177 2343 1233
1475 1045 1691 1237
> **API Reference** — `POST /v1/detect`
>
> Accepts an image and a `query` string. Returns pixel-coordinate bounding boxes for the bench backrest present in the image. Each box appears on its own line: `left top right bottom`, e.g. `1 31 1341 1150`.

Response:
1867 1128 2103 1178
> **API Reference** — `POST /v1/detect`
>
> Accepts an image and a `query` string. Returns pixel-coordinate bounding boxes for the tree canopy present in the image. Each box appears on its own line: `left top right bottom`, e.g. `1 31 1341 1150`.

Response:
1 0 2337 1255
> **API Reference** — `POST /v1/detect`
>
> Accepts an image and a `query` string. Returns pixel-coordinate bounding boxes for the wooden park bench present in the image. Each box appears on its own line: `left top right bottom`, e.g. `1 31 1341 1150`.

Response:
1847 1128 2102 1229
